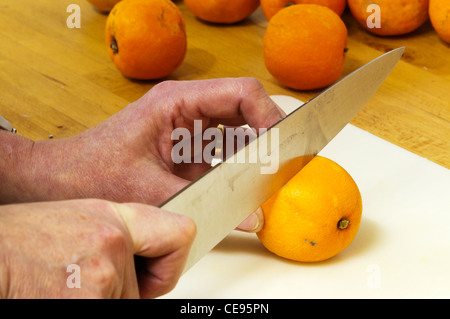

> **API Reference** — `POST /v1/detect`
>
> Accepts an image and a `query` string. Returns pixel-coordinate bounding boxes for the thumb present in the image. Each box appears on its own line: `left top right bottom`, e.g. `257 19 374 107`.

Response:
236 207 264 233
113 202 196 257
113 202 196 298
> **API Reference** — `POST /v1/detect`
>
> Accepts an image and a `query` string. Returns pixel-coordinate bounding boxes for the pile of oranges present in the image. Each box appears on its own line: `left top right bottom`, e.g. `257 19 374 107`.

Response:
87 0 450 88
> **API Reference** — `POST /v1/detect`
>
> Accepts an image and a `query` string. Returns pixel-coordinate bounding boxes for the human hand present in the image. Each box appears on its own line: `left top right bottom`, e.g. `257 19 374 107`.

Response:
0 199 195 298
6 78 284 231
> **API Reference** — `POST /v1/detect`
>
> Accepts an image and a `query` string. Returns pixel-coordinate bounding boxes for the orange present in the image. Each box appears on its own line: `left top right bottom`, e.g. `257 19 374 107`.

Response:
348 0 429 36
87 0 122 12
261 0 347 20
263 4 348 91
105 0 187 80
257 156 363 262
430 0 450 44
183 0 260 24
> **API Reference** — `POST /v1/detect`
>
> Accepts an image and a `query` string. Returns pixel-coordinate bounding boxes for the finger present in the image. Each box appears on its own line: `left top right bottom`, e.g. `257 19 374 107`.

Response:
136 246 189 298
113 202 196 259
173 161 212 181
112 203 196 298
153 77 285 130
236 207 264 233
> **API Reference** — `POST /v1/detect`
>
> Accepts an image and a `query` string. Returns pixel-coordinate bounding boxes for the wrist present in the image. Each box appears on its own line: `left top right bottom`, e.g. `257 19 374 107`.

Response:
0 131 79 203
21 137 84 202
0 131 35 203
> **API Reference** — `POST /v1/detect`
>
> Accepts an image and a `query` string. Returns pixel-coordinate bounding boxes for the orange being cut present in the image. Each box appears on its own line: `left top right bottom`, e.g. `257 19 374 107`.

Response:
257 156 363 263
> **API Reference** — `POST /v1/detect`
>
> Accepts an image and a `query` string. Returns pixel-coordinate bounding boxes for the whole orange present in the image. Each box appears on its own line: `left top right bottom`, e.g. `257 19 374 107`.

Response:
430 0 450 44
348 0 429 36
87 0 122 12
261 0 347 20
257 156 363 263
183 0 260 24
263 4 348 91
105 0 187 80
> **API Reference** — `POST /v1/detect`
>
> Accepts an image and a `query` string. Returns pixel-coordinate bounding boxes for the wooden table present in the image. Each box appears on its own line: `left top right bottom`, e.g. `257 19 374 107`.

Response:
1 0 449 169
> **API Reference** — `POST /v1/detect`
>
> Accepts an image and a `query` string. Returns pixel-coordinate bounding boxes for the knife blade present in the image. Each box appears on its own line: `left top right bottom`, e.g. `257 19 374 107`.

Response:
160 47 405 273
0 115 17 133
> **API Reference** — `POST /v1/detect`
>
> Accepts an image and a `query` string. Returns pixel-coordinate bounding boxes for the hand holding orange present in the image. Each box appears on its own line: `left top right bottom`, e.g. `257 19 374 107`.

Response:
257 156 363 263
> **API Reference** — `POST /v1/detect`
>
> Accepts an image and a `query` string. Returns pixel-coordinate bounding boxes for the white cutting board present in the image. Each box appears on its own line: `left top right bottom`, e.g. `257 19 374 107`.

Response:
162 95 450 299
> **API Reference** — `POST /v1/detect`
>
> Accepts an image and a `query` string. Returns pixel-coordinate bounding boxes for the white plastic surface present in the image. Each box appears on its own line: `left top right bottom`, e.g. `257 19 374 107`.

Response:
162 95 450 299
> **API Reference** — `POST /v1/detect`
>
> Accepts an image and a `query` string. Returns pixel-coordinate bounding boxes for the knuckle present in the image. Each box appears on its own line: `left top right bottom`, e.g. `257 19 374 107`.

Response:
180 216 197 244
93 260 118 284
240 77 264 94
96 224 127 249
82 258 121 297
153 79 177 93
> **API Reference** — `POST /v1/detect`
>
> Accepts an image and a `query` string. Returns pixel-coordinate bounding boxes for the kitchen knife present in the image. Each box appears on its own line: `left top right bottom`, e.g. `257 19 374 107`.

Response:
0 115 17 133
160 47 405 274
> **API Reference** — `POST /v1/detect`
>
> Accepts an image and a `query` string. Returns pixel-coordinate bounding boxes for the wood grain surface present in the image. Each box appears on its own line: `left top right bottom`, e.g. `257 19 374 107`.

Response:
1 0 449 168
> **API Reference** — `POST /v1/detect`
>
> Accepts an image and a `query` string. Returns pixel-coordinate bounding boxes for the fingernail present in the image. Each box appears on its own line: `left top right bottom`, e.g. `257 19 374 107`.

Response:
252 207 264 232
238 207 264 233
